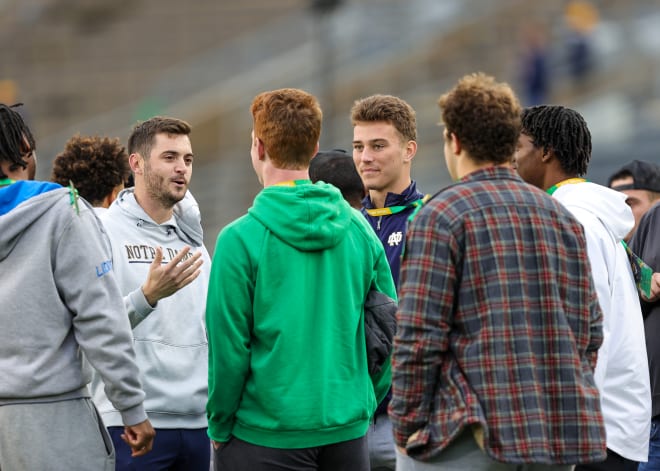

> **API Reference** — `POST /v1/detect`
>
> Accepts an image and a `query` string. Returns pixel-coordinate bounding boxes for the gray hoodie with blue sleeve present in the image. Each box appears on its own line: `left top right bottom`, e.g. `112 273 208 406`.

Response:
0 181 147 427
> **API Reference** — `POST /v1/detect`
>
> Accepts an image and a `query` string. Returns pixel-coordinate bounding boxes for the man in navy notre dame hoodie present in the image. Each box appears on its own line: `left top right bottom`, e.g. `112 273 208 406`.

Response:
352 94 425 471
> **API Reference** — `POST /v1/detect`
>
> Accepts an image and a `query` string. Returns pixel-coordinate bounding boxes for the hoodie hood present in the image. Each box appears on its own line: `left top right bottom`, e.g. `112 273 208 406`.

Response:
248 180 352 251
172 190 204 246
554 181 634 241
0 181 66 260
113 187 204 247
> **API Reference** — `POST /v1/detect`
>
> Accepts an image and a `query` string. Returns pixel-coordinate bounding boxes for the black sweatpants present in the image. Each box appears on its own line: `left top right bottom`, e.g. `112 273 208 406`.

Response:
574 448 638 471
213 435 369 471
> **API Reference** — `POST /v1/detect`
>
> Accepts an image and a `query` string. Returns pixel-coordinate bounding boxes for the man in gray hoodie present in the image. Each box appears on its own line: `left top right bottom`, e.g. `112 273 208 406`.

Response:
0 104 155 471
90 116 211 471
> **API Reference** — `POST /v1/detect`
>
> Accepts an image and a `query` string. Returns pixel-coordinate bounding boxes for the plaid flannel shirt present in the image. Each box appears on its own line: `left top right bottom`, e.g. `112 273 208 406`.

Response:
390 167 606 464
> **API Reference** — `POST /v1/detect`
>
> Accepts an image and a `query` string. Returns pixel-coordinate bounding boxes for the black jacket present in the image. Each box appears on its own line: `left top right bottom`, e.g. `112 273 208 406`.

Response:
631 202 660 417
364 290 397 376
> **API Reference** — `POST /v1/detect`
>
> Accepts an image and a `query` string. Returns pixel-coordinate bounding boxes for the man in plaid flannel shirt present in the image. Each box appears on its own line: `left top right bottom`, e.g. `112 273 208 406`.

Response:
390 73 606 470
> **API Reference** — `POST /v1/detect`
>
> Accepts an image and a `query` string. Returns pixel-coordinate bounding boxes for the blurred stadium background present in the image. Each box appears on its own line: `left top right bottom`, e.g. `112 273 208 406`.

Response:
1 0 659 250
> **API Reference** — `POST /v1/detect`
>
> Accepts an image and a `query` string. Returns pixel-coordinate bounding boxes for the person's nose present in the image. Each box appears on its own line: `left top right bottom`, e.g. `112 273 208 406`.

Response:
358 148 373 163
174 157 188 174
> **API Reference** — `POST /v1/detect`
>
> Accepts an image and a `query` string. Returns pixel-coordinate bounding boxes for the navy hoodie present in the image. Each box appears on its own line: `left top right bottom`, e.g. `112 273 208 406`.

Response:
361 181 424 290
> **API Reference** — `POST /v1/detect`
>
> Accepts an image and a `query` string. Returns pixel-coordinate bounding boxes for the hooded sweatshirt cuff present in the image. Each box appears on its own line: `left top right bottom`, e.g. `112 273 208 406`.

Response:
127 288 156 328
119 403 148 427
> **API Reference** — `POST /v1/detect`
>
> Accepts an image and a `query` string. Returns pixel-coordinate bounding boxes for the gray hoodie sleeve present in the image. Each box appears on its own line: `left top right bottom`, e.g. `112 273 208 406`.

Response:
125 287 157 328
54 202 147 426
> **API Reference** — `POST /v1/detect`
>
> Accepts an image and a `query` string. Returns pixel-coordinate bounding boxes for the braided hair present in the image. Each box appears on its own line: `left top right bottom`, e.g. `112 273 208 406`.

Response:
0 103 36 179
520 105 591 176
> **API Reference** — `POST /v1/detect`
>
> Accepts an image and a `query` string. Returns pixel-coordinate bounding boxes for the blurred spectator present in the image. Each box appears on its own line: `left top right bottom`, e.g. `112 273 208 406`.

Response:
564 0 599 85
309 148 366 209
0 80 17 105
608 160 660 242
519 22 550 106
51 134 131 210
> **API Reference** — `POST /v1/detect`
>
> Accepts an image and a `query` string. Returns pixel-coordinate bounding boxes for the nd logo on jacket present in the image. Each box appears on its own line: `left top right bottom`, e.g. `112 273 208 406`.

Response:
387 231 403 247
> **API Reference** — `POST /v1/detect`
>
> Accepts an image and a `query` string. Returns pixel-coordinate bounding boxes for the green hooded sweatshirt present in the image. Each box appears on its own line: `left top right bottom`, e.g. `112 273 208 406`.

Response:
206 180 396 449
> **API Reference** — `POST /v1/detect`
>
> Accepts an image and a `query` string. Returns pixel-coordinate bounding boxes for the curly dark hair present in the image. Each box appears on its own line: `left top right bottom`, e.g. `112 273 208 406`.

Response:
438 73 521 165
520 105 591 176
51 135 130 206
0 103 36 178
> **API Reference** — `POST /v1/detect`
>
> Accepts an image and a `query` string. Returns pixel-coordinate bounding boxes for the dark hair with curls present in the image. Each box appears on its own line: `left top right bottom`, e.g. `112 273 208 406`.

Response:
350 94 417 143
128 116 192 159
520 105 592 176
438 73 521 165
251 88 322 169
51 135 130 206
0 103 36 178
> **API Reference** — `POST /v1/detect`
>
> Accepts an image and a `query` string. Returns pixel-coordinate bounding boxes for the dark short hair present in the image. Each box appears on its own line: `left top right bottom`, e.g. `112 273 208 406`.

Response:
127 116 191 159
309 149 365 208
520 105 591 176
0 103 36 178
51 135 130 206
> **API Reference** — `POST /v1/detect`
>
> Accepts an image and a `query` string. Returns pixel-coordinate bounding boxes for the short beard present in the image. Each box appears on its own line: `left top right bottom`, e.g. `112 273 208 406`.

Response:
144 165 185 209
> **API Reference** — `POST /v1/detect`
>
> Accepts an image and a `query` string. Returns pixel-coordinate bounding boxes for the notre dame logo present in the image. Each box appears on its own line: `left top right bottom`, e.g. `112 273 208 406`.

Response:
387 231 403 246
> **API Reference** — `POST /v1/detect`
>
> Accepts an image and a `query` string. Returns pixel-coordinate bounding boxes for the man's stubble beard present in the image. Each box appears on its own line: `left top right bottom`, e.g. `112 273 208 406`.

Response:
144 168 187 209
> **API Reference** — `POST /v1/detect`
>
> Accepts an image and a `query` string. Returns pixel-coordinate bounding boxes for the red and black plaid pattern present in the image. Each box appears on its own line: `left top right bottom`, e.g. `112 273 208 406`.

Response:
390 166 606 464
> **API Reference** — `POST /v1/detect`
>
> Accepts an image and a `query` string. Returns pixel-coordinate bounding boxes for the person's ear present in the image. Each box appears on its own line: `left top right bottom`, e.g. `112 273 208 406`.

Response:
404 140 417 162
541 147 554 163
129 153 143 174
255 138 267 161
450 132 462 156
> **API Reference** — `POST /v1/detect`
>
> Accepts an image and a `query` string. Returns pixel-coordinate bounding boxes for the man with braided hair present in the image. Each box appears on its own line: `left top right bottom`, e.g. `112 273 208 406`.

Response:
0 103 155 470
514 104 650 471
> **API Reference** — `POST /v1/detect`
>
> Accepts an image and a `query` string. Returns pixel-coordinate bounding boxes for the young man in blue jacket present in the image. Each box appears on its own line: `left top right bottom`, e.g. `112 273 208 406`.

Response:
351 94 424 471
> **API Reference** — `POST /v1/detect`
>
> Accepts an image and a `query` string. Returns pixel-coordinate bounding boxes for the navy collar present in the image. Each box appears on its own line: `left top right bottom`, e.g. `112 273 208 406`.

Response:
362 181 424 210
